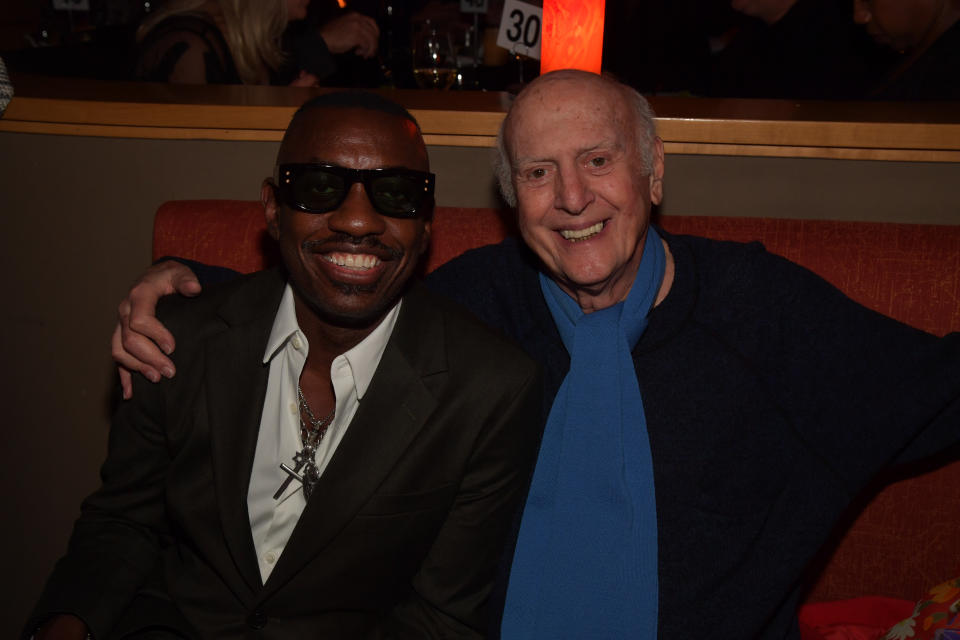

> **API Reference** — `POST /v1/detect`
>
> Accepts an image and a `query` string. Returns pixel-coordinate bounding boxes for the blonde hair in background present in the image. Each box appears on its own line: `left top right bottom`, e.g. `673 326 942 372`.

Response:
138 0 288 84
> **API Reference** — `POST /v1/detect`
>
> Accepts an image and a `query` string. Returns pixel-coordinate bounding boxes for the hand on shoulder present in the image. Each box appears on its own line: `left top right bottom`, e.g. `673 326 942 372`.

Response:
112 260 201 399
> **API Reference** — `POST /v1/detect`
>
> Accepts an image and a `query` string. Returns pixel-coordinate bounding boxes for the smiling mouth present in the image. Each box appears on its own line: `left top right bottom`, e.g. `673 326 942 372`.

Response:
322 252 382 270
560 221 604 242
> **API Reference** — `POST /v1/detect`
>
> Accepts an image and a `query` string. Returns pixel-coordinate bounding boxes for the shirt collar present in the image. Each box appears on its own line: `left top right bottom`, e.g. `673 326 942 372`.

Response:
263 284 402 400
263 284 301 364
344 299 400 399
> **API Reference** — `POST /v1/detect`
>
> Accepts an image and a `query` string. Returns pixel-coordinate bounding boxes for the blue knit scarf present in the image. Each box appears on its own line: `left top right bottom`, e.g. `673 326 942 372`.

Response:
501 227 665 639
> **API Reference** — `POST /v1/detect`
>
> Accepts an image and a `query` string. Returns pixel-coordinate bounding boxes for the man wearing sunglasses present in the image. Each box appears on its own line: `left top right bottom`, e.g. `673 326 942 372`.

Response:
27 92 541 640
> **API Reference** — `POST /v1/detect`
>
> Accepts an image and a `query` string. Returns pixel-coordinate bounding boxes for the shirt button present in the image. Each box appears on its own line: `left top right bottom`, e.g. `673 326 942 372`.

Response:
291 335 303 350
289 402 299 415
264 551 277 565
247 610 268 629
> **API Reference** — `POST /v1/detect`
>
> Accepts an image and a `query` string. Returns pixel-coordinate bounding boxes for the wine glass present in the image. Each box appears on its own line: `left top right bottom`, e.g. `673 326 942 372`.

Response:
412 21 458 90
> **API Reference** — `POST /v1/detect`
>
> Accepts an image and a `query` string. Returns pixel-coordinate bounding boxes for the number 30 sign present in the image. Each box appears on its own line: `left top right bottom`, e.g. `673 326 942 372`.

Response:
496 0 542 59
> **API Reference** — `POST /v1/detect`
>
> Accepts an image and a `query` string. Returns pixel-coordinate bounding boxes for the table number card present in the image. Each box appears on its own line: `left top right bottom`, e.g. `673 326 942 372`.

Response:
496 0 542 59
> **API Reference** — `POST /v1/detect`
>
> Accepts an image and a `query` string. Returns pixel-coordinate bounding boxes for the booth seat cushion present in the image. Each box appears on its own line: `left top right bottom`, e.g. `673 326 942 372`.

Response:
798 596 914 640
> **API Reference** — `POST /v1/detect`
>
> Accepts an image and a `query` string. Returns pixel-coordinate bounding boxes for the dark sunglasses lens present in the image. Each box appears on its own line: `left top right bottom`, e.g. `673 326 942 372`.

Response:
294 169 346 211
370 175 423 216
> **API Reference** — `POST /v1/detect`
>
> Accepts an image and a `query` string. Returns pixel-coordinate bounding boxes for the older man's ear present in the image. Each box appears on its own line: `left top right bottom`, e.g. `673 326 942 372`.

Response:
261 179 281 241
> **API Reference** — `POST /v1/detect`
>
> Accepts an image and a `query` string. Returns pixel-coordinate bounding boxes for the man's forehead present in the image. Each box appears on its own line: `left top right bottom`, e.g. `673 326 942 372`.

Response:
507 81 632 158
284 107 400 144
279 106 427 167
519 73 624 112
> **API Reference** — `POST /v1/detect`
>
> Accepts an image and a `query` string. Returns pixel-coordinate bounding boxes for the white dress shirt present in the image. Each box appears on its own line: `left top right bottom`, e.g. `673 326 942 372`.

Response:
246 284 400 583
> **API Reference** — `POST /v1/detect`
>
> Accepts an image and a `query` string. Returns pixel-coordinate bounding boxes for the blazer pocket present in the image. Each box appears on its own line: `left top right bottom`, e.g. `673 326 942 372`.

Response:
357 482 457 517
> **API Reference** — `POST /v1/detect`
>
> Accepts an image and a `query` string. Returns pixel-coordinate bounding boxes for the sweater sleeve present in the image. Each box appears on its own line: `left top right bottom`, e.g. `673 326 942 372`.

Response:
690 240 960 490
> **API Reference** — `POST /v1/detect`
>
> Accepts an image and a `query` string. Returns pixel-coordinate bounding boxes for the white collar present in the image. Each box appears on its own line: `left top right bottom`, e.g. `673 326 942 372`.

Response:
263 284 401 399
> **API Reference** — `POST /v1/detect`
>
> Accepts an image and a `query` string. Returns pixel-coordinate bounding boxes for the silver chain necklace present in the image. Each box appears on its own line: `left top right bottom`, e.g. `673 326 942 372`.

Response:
273 385 335 500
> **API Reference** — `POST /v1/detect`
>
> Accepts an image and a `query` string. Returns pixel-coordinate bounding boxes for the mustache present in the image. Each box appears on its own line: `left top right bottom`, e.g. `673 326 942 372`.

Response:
302 233 404 260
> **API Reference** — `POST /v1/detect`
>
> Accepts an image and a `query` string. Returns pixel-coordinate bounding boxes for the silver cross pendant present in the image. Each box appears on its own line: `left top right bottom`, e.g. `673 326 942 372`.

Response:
273 449 318 499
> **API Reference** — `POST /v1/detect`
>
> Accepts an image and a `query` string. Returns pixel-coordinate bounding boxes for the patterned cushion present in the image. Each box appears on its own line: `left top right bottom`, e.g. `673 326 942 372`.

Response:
885 577 960 640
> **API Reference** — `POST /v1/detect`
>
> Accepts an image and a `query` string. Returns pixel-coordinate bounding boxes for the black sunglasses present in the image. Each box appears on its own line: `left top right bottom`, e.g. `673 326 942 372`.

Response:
275 163 435 219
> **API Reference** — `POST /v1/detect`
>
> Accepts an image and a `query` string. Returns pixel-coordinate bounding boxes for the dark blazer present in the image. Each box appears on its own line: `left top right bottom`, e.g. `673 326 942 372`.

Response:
29 268 542 639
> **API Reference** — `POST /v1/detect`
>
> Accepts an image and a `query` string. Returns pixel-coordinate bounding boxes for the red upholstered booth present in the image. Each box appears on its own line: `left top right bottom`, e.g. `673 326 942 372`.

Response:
153 201 960 628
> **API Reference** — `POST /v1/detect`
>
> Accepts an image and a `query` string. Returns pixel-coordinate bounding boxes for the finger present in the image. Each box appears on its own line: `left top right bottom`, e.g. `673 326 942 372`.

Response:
115 347 163 384
125 309 176 357
112 324 138 399
112 325 164 384
121 327 176 378
126 290 176 355
117 296 132 324
119 367 133 400
171 269 202 297
147 259 201 297
118 293 176 375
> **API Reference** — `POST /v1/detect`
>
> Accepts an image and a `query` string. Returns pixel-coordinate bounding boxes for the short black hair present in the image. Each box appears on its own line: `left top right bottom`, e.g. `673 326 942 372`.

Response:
289 90 421 133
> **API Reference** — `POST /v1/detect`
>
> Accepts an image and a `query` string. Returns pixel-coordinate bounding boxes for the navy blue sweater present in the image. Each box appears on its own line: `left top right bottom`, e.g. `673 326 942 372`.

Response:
425 231 960 639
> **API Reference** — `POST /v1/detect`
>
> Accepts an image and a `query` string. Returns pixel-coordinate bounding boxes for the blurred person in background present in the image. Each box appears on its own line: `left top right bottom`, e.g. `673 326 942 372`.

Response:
854 0 960 99
136 0 378 86
603 0 714 95
705 0 891 98
280 0 382 87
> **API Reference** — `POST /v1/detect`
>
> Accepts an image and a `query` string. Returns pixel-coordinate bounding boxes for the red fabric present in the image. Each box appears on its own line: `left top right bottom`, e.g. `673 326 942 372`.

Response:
798 597 914 640
421 207 518 273
656 215 960 338
153 200 274 275
152 202 960 605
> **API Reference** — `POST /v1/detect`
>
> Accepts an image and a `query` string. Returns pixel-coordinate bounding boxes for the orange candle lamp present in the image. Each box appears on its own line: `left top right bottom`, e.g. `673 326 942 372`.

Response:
541 0 605 74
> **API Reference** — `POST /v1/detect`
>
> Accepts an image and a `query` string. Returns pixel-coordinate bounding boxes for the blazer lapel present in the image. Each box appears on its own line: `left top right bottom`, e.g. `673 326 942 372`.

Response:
263 283 446 594
206 269 286 597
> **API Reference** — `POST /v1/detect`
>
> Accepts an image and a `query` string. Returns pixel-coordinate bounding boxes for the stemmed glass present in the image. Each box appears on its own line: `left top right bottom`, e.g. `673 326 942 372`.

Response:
412 21 458 90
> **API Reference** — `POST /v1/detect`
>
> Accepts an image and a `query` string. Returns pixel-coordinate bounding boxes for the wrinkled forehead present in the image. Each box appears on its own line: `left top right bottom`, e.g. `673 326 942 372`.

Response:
279 106 429 170
504 76 634 159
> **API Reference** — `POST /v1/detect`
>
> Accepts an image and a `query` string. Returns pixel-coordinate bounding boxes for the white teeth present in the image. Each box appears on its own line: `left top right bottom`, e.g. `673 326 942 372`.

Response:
560 221 604 242
323 253 381 270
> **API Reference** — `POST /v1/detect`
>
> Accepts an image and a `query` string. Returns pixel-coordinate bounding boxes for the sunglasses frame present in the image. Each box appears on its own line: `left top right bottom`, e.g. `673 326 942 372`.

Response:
275 163 436 219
